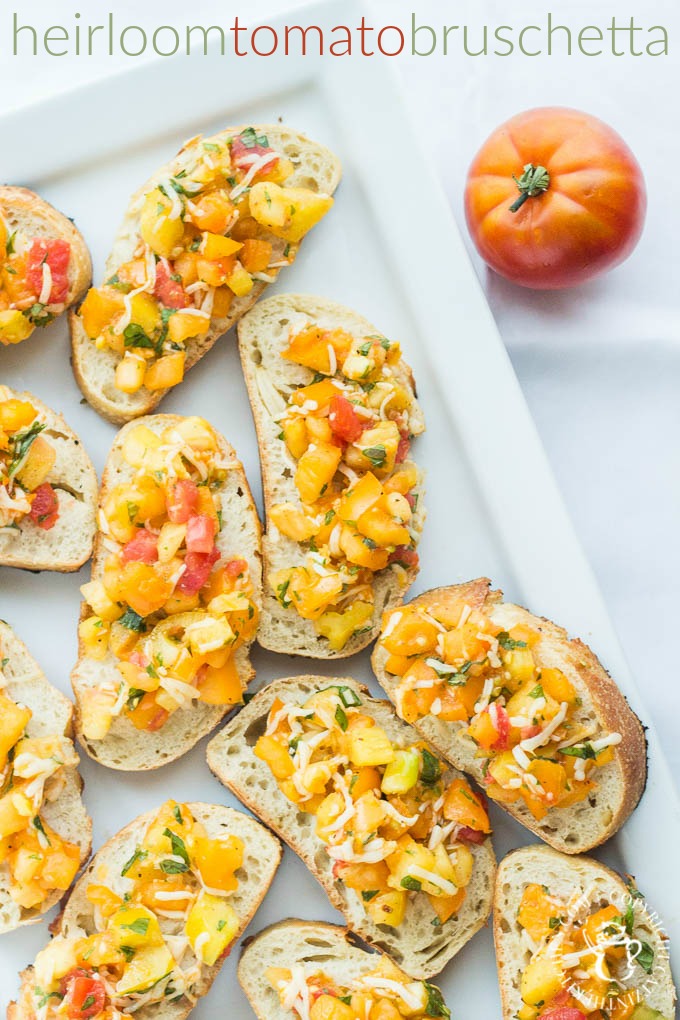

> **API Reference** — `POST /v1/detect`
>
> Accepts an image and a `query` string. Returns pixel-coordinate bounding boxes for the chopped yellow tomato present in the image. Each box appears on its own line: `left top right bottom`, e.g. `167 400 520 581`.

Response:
377 597 621 819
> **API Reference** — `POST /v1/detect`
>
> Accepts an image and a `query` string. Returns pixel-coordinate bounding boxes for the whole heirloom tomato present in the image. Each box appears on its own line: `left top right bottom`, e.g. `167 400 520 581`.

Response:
464 107 646 289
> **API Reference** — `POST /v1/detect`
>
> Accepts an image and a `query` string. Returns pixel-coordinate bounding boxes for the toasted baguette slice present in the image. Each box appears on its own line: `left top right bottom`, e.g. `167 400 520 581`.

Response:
8 802 282 1020
0 386 98 571
239 920 452 1019
0 186 91 334
238 294 426 659
372 579 647 854
71 414 262 771
0 620 91 934
71 127 341 424
494 845 676 1020
207 676 495 979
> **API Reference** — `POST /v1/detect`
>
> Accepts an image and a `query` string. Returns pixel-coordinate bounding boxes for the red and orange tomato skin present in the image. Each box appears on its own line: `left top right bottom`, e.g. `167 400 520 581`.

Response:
465 107 647 290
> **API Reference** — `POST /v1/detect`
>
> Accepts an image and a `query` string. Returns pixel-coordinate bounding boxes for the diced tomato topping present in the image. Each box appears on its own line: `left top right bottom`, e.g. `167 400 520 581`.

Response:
475 788 490 812
405 491 416 510
521 724 542 741
328 395 364 444
457 826 487 844
539 1010 586 1020
129 650 150 669
230 133 278 172
186 514 217 554
217 943 234 963
154 260 189 309
60 970 106 1019
388 546 419 569
121 529 158 564
26 239 71 304
147 707 170 731
29 483 59 530
224 558 248 579
396 431 411 464
167 479 199 523
491 705 510 751
310 987 340 1004
178 548 221 595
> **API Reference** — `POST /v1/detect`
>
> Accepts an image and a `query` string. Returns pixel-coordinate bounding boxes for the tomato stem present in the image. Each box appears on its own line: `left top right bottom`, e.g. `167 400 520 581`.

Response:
510 163 551 213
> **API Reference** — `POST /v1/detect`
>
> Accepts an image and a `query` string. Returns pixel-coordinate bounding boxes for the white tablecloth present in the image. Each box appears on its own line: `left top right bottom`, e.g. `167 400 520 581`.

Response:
2 0 678 771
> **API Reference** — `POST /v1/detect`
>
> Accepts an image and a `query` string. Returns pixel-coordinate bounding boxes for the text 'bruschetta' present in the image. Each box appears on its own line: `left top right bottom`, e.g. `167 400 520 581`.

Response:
71 414 262 771
0 621 91 934
239 920 452 1019
207 676 495 979
0 186 90 346
372 579 647 854
72 126 341 423
494 845 676 1020
0 387 97 572
8 800 281 1020
238 294 426 658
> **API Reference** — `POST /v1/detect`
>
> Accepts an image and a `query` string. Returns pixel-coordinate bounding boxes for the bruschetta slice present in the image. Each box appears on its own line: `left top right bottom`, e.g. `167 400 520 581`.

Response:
238 294 426 658
239 920 452 1019
8 800 281 1020
0 186 90 347
207 676 495 979
0 387 97 571
494 845 675 1020
71 414 262 770
0 620 91 934
372 579 647 854
71 126 341 423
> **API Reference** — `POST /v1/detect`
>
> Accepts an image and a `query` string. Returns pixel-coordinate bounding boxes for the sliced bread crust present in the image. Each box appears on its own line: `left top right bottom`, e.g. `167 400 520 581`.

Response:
71 414 262 771
70 127 342 424
0 386 98 572
494 845 676 1020
0 620 91 934
237 294 426 659
207 675 495 979
8 802 282 1020
238 919 449 1019
371 579 647 854
0 185 91 318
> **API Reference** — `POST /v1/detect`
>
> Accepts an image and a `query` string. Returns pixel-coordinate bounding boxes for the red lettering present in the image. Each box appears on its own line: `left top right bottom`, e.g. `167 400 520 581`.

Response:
378 25 405 55
251 25 278 56
231 15 247 56
284 24 323 55
357 16 374 56
330 25 352 56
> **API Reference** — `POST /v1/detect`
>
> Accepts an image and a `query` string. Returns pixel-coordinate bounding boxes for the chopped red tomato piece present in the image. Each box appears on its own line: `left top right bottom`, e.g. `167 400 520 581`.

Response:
60 970 106 1019
405 491 416 510
328 395 364 444
457 826 487 844
167 479 199 523
388 546 419 569
29 483 58 530
186 514 217 554
224 558 247 579
539 1010 586 1020
121 529 158 563
154 260 189 309
230 133 278 172
26 239 71 304
491 705 510 751
396 431 411 464
178 548 221 595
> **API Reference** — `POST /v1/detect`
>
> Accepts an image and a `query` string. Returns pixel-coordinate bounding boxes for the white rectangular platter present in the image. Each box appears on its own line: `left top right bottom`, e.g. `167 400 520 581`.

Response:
0 1 677 1015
